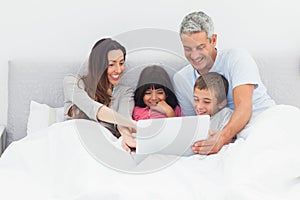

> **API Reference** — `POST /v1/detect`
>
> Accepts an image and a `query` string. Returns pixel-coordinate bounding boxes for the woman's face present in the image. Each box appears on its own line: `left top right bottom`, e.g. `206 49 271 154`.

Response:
107 49 125 85
143 87 167 107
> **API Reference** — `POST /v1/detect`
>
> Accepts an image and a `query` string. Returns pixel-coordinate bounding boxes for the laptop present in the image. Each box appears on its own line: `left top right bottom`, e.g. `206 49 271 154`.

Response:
135 115 210 156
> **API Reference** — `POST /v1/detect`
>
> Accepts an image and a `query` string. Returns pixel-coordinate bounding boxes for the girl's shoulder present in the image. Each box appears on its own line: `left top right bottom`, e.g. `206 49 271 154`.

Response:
132 106 150 121
174 105 183 117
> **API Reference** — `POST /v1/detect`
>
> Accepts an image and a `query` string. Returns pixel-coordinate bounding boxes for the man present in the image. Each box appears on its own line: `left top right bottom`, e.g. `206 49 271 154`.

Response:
173 11 275 155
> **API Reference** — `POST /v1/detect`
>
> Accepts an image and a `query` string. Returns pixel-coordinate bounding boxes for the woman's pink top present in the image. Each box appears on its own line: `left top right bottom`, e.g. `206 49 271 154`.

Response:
132 105 182 121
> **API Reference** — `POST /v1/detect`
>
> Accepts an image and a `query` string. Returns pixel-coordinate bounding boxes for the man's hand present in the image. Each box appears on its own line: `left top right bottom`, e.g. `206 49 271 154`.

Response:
192 130 229 155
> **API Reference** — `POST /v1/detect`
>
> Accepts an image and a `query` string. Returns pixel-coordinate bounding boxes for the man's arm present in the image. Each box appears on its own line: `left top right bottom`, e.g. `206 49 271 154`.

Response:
192 84 254 154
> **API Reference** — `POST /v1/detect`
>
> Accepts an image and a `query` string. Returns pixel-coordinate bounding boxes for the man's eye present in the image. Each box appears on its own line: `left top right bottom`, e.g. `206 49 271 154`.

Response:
197 46 205 50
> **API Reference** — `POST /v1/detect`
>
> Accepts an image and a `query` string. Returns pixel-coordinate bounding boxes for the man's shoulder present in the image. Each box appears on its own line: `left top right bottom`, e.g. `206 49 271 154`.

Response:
173 64 194 80
218 48 251 59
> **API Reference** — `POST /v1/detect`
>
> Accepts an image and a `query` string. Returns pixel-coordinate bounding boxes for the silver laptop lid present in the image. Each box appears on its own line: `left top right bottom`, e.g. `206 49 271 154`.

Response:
135 115 210 156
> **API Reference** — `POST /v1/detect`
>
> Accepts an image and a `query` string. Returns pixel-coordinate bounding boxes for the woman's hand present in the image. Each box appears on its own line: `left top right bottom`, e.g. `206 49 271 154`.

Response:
121 134 136 153
117 125 136 153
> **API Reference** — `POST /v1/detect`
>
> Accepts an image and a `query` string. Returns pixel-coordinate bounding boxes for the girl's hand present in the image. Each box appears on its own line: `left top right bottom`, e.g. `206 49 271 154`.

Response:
150 101 176 117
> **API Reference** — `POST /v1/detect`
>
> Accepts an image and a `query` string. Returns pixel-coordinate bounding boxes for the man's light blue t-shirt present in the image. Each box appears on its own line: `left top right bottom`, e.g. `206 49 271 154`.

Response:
173 48 275 121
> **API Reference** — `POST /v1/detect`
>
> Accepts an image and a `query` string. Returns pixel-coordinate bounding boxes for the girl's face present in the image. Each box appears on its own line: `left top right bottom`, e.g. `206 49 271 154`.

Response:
193 88 219 116
107 49 125 85
143 87 167 107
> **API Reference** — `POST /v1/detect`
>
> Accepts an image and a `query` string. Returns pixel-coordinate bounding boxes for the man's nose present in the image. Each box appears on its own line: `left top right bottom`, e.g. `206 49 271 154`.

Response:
190 49 199 60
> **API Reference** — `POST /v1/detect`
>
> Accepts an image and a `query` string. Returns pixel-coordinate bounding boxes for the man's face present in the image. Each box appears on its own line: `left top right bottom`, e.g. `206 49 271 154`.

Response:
181 31 217 74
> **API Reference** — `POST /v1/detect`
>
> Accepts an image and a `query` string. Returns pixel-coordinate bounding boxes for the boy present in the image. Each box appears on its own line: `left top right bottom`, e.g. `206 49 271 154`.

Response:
193 72 232 132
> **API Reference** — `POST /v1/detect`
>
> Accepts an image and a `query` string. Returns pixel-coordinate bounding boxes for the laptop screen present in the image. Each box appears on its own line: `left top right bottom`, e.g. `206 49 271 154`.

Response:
135 115 210 156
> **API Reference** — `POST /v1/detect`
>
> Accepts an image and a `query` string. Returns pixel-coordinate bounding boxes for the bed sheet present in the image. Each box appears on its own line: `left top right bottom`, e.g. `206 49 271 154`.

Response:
0 105 300 200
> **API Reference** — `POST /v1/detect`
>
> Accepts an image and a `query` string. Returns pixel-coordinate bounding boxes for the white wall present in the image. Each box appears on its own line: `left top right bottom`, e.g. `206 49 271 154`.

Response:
1 0 300 125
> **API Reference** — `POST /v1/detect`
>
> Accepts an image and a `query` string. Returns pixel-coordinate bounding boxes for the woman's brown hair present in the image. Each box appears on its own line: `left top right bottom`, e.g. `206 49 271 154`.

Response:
68 38 126 118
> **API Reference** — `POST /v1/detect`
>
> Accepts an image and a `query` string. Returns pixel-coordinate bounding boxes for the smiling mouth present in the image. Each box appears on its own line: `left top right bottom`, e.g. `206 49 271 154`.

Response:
149 102 158 106
197 111 206 115
192 57 204 65
110 74 120 80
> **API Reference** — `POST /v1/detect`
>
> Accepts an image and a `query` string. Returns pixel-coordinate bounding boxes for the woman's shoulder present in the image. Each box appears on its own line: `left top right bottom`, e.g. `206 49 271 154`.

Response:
113 84 134 94
63 74 85 88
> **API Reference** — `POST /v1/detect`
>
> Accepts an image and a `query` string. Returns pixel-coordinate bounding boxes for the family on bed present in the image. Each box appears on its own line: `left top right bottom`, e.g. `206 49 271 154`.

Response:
64 11 275 155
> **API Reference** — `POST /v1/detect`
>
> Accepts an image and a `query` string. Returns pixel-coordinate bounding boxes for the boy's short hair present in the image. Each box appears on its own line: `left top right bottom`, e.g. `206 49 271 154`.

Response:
194 72 229 104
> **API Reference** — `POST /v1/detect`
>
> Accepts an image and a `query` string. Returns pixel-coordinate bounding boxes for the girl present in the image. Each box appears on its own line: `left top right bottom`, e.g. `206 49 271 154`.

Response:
133 65 182 120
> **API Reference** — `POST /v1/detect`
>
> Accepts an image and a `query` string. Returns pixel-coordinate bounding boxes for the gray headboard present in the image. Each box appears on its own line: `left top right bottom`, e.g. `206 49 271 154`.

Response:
7 60 84 145
7 51 188 146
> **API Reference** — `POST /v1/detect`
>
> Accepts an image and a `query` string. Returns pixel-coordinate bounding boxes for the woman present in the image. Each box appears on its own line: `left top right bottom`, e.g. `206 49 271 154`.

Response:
64 38 136 152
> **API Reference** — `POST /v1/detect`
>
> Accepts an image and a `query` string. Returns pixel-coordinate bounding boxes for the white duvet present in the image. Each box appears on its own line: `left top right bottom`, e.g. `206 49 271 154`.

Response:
1 105 300 200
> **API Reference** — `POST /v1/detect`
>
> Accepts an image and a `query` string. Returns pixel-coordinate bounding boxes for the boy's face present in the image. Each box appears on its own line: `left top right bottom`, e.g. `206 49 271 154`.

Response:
193 88 219 116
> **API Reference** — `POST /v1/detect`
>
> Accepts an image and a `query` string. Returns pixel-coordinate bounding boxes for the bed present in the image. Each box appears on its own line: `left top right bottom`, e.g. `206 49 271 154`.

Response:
1 29 300 200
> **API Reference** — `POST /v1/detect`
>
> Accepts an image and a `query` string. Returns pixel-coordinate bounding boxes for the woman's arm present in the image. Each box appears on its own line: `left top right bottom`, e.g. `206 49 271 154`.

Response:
64 74 102 121
97 106 136 129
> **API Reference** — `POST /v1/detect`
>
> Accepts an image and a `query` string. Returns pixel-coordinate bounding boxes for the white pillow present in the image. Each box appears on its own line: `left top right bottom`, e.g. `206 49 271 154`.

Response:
27 100 64 135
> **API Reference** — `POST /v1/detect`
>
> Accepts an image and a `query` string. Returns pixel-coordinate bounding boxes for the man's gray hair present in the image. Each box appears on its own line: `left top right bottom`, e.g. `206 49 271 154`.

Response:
180 11 214 40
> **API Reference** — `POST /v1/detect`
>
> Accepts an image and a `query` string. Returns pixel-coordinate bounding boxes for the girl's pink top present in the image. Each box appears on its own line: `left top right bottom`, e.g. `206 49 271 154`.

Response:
132 105 182 121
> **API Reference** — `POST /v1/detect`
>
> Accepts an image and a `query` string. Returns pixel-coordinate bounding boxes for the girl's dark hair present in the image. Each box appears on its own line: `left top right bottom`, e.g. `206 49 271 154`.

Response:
134 83 179 109
68 38 126 118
